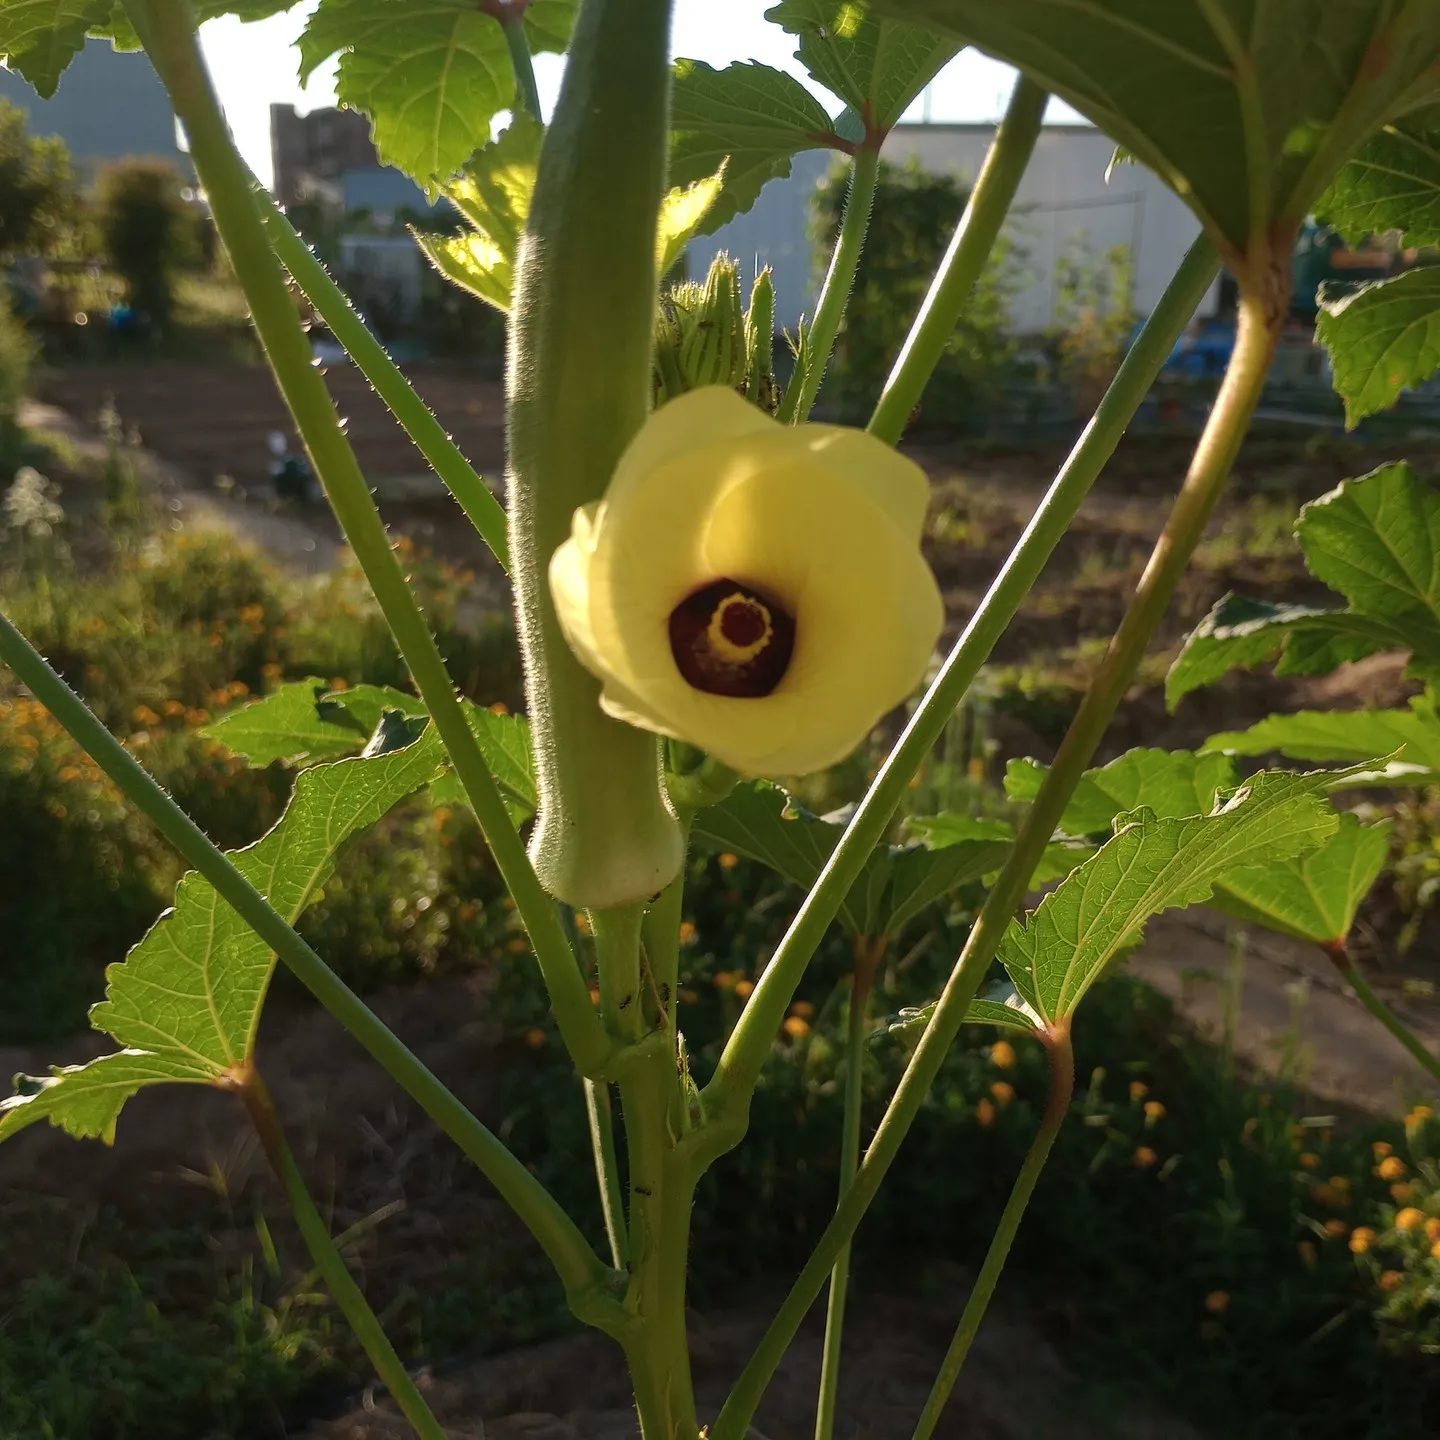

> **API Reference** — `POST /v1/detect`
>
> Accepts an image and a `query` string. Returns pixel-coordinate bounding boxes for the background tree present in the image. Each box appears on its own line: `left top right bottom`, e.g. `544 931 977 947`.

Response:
95 159 198 334
0 99 74 263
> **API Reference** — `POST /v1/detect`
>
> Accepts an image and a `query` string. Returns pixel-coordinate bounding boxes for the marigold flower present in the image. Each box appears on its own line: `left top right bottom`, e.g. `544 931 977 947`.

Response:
990 1081 1016 1106
1298 1152 1320 1170
1350 1227 1377 1254
524 1027 548 1049
782 1015 811 1040
1324 1220 1349 1239
1426 1218 1440 1242
1298 1241 1318 1267
1396 1207 1427 1233
1204 1290 1230 1315
1377 1156 1407 1181
1378 1270 1404 1293
976 1098 997 1128
718 852 740 870
1391 1182 1417 1203
1144 1101 1166 1123
1431 1241 1440 1261
790 1000 816 1020
549 388 944 776
1407 1105 1433 1130
679 921 698 945
1129 1081 1149 1102
1134 1146 1159 1169
990 1041 1017 1070
1374 1141 1394 1160
734 979 754 999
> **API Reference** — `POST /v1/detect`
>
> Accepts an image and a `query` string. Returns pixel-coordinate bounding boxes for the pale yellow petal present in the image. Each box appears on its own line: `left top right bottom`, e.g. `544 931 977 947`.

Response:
798 425 933 540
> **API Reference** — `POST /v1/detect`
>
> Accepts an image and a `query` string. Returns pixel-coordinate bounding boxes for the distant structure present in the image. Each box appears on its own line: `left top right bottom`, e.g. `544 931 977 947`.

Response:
688 121 1222 337
0 38 183 171
270 103 438 223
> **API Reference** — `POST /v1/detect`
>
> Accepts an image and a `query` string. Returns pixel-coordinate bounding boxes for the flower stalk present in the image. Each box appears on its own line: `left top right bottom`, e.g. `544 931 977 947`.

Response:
1326 941 1440 1086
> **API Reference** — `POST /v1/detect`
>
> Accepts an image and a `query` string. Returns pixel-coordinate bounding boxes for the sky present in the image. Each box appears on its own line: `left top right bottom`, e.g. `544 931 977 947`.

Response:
197 0 1060 188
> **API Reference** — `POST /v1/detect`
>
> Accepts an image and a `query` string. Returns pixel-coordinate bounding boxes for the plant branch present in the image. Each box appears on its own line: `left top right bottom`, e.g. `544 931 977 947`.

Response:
253 182 510 571
710 283 1278 1440
585 1077 630 1269
123 0 608 1078
1328 943 1440 1087
777 144 882 425
814 938 883 1440
0 611 617 1317
698 236 1221 1153
503 13 544 120
237 1070 448 1440
908 1026 1075 1440
868 76 1048 446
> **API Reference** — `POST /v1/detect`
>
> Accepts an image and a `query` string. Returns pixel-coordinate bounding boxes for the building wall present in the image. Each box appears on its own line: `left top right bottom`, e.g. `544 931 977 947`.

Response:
0 39 182 170
689 123 1220 335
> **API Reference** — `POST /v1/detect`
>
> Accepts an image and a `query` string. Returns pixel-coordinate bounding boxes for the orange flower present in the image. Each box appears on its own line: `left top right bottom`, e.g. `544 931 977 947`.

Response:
789 1000 815 1020
1426 1217 1440 1242
1298 1241 1318 1267
1204 1291 1230 1315
1324 1219 1349 1240
976 1098 997 1129
1129 1081 1149 1102
523 1028 548 1049
782 1015 810 1040
1298 1153 1320 1170
1144 1101 1166 1123
1374 1141 1393 1159
1134 1146 1159 1169
734 979 754 999
990 1041 1017 1070
679 921 698 945
1431 1241 1440 1261
1378 1270 1404 1294
1396 1207 1427 1233
1350 1227 1377 1255
990 1081 1016 1106
718 852 740 870
1391 1183 1418 1203
1377 1156 1407 1182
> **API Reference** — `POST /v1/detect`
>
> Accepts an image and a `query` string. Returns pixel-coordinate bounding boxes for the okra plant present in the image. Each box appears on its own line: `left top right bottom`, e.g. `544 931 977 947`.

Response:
5 1 1440 1436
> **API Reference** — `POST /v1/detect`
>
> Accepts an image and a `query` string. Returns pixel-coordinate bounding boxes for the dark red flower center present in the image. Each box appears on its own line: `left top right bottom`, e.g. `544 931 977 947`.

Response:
668 578 795 698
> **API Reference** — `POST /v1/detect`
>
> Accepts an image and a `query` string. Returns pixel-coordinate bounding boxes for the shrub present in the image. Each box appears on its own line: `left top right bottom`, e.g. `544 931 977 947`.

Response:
0 97 75 262
812 156 1025 427
94 159 197 333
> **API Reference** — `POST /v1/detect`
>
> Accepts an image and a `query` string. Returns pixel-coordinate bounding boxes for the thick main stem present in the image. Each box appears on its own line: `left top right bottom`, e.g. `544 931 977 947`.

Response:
777 144 882 425
253 183 510 570
238 1072 448 1440
711 290 1280 1440
868 77 1048 446
814 940 882 1440
123 0 608 1077
507 0 683 910
0 611 613 1316
908 1028 1075 1440
700 237 1220 1147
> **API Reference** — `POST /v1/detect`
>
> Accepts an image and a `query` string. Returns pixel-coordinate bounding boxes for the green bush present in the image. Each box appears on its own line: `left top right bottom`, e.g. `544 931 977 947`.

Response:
813 157 1025 427
94 159 197 333
0 97 75 263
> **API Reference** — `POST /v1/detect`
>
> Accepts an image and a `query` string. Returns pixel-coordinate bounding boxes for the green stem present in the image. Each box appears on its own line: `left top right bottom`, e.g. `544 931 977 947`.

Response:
699 236 1220 1151
238 1072 448 1440
868 76 1048 446
814 940 881 1440
710 282 1277 1440
0 611 616 1319
504 15 544 121
777 144 881 425
123 0 608 1079
584 1077 630 1268
507 0 683 910
908 1027 1075 1440
1329 944 1440 1087
643 814 691 1030
253 182 510 570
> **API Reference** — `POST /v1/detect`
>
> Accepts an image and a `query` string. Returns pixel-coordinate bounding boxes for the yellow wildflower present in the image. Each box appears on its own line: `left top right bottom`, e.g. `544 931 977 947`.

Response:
549 388 943 777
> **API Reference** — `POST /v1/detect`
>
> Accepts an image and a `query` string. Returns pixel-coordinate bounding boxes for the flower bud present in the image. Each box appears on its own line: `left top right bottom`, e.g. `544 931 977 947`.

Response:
655 252 749 402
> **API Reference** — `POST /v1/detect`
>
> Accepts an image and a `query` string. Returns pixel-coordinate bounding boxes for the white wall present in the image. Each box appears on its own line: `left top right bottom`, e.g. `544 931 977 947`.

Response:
689 123 1221 336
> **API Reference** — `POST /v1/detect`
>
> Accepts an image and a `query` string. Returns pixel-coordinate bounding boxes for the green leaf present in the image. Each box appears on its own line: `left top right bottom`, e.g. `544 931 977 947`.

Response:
658 166 729 277
520 0 577 54
1318 269 1440 425
889 981 1043 1037
462 702 536 826
905 812 1094 887
1204 699 1440 783
0 728 447 1146
1166 594 1402 709
201 679 371 767
322 683 427 737
884 830 1011 933
998 769 1343 1024
299 0 516 185
99 1 299 52
766 1 959 131
1297 464 1440 658
1317 124 1440 249
670 59 842 234
0 0 111 97
1005 748 1240 837
875 0 1440 257
1211 813 1392 945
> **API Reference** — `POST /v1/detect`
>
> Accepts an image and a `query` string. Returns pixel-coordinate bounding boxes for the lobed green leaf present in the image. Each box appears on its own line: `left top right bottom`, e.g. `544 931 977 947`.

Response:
0 0 111 97
201 678 373 767
1317 123 1440 249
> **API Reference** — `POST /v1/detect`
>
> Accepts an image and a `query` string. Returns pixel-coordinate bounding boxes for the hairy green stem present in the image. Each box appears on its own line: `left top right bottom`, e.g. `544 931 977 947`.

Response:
123 0 608 1077
1329 944 1440 1086
504 14 544 120
814 941 882 1440
253 182 510 570
868 77 1048 446
239 1072 448 1440
585 1077 630 1269
710 281 1275 1440
507 0 683 909
777 144 881 425
0 611 615 1317
908 1028 1075 1440
699 237 1220 1151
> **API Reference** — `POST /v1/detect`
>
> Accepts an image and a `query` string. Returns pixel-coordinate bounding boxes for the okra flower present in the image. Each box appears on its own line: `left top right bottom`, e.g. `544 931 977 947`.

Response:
549 387 943 777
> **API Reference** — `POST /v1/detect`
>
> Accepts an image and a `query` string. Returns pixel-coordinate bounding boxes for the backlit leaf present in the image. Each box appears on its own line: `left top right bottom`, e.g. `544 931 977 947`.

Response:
0 0 110 97
1318 269 1440 425
998 770 1342 1024
202 679 372 767
299 0 515 185
1317 123 1440 248
0 728 447 1145
670 59 842 234
766 1 959 131
1211 813 1392 945
876 0 1440 259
